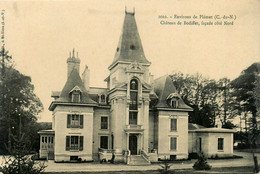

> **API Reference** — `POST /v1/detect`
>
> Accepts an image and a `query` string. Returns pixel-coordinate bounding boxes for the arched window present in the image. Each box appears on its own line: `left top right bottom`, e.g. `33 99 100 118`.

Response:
130 79 138 90
129 79 138 125
170 99 178 108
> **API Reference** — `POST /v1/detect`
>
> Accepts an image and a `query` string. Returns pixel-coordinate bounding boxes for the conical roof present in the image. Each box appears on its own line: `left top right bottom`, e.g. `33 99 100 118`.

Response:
109 11 150 68
153 75 192 110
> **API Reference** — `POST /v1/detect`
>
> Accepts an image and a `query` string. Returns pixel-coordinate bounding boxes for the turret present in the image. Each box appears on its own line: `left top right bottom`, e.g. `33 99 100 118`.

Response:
67 48 80 78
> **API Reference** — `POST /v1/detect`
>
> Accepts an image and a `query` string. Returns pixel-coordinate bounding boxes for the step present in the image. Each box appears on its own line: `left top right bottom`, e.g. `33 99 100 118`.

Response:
128 155 151 166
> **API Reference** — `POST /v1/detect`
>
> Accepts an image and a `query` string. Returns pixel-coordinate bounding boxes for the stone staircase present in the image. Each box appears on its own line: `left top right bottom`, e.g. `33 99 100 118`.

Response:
128 155 151 166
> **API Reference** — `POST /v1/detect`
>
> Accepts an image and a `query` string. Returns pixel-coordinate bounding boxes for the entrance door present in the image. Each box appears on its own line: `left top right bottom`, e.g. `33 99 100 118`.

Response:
129 134 138 155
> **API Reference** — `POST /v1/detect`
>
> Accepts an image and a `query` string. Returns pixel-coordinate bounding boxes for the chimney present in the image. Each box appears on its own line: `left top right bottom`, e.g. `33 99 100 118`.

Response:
82 65 90 91
67 48 80 78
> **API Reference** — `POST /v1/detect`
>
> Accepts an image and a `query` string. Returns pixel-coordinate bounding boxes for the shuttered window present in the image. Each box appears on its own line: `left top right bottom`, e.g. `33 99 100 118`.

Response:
170 137 177 150
66 136 84 151
67 114 83 128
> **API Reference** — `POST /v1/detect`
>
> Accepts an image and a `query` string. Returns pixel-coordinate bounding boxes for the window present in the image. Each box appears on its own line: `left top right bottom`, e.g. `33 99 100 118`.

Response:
129 79 138 125
67 114 83 128
100 136 108 149
45 137 47 143
218 138 224 150
170 137 177 151
72 91 81 102
101 94 106 103
170 119 177 131
66 136 83 151
51 137 54 144
129 112 138 125
42 137 44 143
130 79 138 90
171 99 178 108
101 117 108 129
130 45 135 50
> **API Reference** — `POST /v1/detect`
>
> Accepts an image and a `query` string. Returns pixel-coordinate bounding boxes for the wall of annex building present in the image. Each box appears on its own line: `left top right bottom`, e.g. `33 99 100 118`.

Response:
157 110 189 160
53 105 94 162
92 107 111 161
188 132 210 155
207 132 233 157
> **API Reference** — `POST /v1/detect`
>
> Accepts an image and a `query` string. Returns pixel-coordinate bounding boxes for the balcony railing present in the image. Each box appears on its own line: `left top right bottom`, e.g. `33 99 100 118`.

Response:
124 124 144 132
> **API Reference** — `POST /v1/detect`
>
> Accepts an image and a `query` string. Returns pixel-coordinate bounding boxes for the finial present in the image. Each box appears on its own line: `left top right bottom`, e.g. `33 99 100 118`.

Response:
72 48 75 57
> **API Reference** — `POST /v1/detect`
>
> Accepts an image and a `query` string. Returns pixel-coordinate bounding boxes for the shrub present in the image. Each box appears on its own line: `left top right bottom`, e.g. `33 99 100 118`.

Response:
158 160 174 174
193 153 211 170
0 135 47 174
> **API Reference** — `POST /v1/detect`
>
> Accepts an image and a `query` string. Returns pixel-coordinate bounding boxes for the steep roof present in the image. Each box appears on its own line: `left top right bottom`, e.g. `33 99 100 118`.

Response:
109 11 150 69
49 68 97 110
153 75 192 110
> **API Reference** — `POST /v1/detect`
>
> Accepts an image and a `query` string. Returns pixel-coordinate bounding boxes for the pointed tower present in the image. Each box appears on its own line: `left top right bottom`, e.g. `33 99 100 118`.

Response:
106 10 153 163
109 10 150 69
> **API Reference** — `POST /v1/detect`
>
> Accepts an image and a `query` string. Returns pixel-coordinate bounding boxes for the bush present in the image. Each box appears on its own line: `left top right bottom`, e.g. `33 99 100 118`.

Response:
0 135 47 174
0 155 46 174
193 153 211 170
158 160 174 174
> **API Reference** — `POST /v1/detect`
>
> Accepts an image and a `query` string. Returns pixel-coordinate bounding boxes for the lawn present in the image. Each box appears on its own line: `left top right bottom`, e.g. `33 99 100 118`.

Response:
44 166 257 174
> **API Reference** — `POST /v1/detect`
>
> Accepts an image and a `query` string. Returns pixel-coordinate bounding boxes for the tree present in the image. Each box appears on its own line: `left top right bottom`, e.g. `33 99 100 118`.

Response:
170 72 221 127
0 47 43 154
231 62 260 142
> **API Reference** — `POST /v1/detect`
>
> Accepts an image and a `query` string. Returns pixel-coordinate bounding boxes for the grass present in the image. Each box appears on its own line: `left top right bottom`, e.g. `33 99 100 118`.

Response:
44 166 257 174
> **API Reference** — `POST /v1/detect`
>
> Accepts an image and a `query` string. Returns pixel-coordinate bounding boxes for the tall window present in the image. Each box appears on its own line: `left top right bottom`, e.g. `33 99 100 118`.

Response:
218 138 224 150
100 136 108 149
101 117 108 129
66 136 83 151
67 114 83 128
170 119 177 131
170 137 177 150
129 79 138 125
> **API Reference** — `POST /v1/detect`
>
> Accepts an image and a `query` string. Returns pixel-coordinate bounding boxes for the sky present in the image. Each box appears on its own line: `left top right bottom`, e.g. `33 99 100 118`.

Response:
0 0 259 122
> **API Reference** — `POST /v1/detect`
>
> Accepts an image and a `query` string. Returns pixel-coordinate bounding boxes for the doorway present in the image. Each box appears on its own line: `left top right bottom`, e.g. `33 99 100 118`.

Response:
129 134 138 155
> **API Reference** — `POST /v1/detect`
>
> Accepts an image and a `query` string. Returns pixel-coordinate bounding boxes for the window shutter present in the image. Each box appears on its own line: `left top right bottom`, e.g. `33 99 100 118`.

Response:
80 115 83 128
67 115 71 128
66 136 70 151
79 136 83 151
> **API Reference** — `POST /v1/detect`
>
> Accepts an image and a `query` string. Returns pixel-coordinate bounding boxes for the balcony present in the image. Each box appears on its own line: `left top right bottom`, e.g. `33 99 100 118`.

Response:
124 124 144 132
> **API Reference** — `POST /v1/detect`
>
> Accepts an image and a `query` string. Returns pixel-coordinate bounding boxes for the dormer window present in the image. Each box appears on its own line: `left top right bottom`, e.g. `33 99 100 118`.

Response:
167 93 180 108
100 94 106 103
70 86 82 103
72 91 80 103
171 99 178 108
